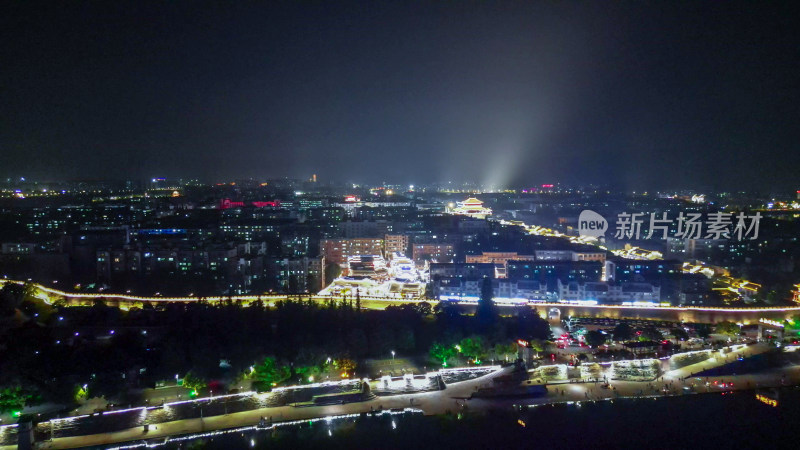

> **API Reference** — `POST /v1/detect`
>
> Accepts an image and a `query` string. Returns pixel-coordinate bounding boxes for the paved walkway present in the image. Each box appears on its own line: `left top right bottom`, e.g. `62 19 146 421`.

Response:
6 343 793 450
4 368 509 449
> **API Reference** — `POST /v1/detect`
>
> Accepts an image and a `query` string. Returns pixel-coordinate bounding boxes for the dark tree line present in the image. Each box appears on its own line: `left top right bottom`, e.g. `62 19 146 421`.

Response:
0 297 551 407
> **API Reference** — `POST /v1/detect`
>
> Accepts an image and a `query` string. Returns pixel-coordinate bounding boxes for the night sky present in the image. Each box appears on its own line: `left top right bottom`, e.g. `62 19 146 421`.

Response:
2 1 798 191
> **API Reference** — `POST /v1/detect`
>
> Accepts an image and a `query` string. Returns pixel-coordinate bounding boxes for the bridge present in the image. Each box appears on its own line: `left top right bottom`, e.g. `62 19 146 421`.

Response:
3 279 800 324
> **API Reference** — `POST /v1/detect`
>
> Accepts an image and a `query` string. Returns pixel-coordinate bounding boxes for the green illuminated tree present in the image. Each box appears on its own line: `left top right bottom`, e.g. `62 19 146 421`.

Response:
0 386 37 415
639 326 663 341
458 336 488 363
252 357 290 391
182 371 207 393
294 364 322 383
715 321 740 336
429 342 456 366
529 339 545 352
74 385 88 403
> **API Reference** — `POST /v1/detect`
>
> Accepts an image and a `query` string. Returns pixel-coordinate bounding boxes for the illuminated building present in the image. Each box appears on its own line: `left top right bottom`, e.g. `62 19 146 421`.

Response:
433 270 553 303
429 263 495 280
447 197 492 219
572 251 607 263
347 255 388 280
412 243 455 265
466 252 533 265
605 260 681 283
507 261 603 288
334 200 412 218
282 257 324 292
318 252 424 298
384 234 409 255
388 253 416 281
219 198 281 209
1 243 35 255
434 277 485 301
557 280 661 305
493 279 551 302
465 252 534 278
534 249 606 263
534 250 573 261
320 238 384 266
341 220 396 238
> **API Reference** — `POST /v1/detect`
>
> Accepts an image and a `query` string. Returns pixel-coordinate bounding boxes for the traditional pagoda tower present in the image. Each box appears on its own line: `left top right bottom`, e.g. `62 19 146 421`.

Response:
449 197 492 218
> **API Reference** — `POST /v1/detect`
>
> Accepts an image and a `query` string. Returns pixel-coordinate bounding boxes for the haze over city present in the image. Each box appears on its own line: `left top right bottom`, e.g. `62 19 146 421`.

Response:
3 1 799 190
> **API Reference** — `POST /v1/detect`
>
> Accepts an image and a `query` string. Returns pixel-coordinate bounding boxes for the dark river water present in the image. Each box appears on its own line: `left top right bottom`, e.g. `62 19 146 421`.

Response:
82 387 797 449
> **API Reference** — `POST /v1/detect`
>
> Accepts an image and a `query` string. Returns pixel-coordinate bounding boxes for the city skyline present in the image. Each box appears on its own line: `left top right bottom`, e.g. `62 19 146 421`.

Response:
2 3 800 447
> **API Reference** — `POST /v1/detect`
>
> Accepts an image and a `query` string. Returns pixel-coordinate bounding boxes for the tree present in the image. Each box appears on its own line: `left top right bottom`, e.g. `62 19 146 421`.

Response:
0 284 24 317
21 282 38 302
396 326 416 351
74 385 88 403
434 302 462 321
529 339 545 352
671 327 689 341
612 323 633 342
491 343 517 363
715 321 740 336
88 371 125 401
324 263 342 285
429 342 456 367
695 323 712 339
333 358 356 375
159 338 188 379
517 307 551 341
252 357 290 391
294 364 323 383
346 328 369 358
765 290 779 305
182 371 207 394
639 326 663 341
413 302 433 316
0 386 37 415
475 278 497 331
458 336 488 363
585 330 607 348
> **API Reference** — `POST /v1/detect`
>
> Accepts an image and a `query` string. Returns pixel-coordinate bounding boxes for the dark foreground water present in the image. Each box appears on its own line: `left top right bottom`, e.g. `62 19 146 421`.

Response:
96 387 799 450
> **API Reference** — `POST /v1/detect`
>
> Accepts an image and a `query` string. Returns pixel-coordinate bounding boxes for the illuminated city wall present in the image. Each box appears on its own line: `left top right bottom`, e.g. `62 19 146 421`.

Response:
5 279 799 324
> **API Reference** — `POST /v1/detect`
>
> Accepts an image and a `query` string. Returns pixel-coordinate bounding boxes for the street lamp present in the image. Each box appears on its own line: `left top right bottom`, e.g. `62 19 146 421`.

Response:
391 351 395 361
